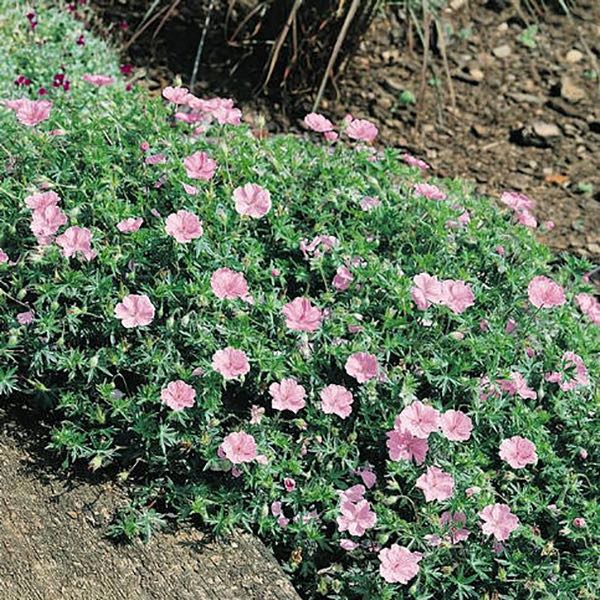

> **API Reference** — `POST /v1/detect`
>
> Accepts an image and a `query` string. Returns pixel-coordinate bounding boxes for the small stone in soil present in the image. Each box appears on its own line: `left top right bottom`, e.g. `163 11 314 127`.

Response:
565 49 583 64
493 44 511 58
560 76 586 103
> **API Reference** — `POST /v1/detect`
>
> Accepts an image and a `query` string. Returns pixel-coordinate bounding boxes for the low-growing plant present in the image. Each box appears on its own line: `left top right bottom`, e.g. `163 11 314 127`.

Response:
1 2 599 599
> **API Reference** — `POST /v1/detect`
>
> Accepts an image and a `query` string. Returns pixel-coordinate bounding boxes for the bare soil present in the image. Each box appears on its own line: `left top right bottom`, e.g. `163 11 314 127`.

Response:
0 407 300 600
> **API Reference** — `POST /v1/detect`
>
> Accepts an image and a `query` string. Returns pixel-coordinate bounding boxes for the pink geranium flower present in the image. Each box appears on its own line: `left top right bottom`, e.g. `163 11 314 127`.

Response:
337 499 377 536
25 190 60 211
162 85 190 104
282 297 323 332
498 372 536 400
14 99 52 126
210 268 249 300
144 153 167 165
551 351 590 391
500 191 535 212
161 380 196 411
165 210 203 243
212 347 250 379
386 428 429 465
411 273 443 310
575 293 600 325
378 544 422 584
515 209 537 229
0 249 8 264
183 151 217 180
439 410 473 442
346 118 378 142
440 280 475 314
527 276 566 309
220 431 257 464
82 74 114 87
117 217 143 233
413 183 447 201
415 466 454 502
269 379 306 413
30 205 68 245
357 467 377 489
345 352 378 383
499 436 538 469
17 311 34 325
114 294 155 328
396 401 440 439
320 384 354 419
332 266 353 291
359 196 381 211
182 183 198 196
403 153 430 170
55 226 96 261
233 183 272 218
303 112 334 132
479 503 520 541
441 511 471 544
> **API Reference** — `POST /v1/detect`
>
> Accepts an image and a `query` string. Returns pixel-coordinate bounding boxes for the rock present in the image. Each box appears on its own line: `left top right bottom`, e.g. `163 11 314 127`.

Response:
470 68 485 82
565 49 583 63
450 0 466 9
384 77 404 93
532 121 561 138
493 44 511 58
471 123 489 138
560 75 586 103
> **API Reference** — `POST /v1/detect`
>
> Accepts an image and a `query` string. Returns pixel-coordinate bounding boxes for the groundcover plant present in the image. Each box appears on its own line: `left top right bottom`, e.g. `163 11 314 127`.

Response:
0 2 598 598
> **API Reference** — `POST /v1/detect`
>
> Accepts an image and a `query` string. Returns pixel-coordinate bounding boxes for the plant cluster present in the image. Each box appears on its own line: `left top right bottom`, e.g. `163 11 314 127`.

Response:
0 2 598 598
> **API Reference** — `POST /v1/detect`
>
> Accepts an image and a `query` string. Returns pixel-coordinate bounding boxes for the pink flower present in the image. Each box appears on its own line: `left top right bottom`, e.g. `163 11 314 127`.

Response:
162 85 190 104
55 226 96 261
145 153 167 165
30 205 68 245
413 183 447 201
324 131 338 142
337 499 377 536
440 280 475 314
403 153 430 170
359 196 381 211
441 511 471 544
320 384 354 419
499 436 538 469
357 468 377 489
284 477 296 492
14 99 52 126
527 276 566 309
340 485 366 504
282 297 323 332
117 217 143 233
303 112 334 132
415 466 455 502
346 118 378 142
183 151 217 180
250 405 265 424
161 380 196 411
82 74 114 87
332 266 353 291
573 517 586 528
220 431 257 464
479 503 520 541
500 191 535 212
378 544 422 584
212 347 250 379
340 539 358 551
269 379 306 413
386 428 429 465
0 249 8 264
411 273 443 310
213 105 242 125
233 183 272 218
575 293 600 325
210 268 249 300
17 311 34 325
182 183 198 196
515 209 537 229
466 486 481 498
439 410 473 442
114 294 155 328
396 401 440 439
554 351 589 391
345 352 378 383
498 372 537 400
25 190 60 211
165 210 203 243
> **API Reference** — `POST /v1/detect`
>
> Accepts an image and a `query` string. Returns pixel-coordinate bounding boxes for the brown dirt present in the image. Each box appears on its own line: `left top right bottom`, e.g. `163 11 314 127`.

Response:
90 0 600 260
0 407 300 600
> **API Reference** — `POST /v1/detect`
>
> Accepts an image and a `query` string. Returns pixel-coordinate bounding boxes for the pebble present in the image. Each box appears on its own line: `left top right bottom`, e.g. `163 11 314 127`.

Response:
532 121 561 138
493 44 511 59
565 49 583 63
560 75 586 103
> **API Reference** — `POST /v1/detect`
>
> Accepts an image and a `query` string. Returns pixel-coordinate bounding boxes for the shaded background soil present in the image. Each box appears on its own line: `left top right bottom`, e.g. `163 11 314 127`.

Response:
89 0 600 259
